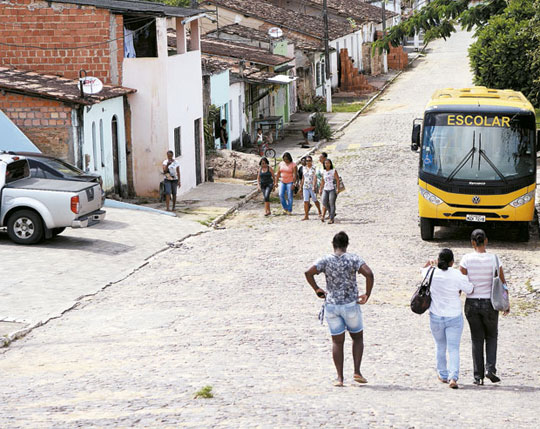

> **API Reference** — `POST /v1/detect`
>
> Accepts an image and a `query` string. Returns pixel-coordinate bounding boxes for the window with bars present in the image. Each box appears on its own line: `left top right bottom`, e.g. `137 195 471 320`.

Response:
174 126 181 157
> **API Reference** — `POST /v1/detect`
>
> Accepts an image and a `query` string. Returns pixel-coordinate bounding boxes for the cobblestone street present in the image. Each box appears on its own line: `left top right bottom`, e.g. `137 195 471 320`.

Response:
1 30 539 428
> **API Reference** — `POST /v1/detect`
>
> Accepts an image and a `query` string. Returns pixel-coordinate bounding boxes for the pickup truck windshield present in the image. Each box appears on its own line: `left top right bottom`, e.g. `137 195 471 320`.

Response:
5 160 30 183
421 113 535 181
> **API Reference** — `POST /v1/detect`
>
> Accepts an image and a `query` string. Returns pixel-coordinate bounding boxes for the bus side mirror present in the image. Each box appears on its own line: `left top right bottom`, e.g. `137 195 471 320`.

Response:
537 130 540 152
411 123 421 151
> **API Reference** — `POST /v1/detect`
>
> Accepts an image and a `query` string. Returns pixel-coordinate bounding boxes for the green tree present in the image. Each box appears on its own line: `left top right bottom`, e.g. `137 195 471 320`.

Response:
468 1 536 103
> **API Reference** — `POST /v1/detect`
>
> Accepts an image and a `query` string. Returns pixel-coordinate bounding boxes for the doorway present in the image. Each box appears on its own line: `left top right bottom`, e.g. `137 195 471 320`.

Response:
111 115 121 195
194 118 202 185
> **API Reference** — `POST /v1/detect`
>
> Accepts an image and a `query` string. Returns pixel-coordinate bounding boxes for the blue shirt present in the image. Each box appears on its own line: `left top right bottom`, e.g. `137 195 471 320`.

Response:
315 253 366 305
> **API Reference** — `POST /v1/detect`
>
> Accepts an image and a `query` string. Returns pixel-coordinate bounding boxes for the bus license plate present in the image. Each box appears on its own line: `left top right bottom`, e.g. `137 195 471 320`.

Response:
466 214 486 222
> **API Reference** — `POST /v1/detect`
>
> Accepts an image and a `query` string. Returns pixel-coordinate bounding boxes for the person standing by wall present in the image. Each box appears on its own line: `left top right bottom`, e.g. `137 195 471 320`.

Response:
319 159 340 224
305 231 374 387
300 156 321 220
257 157 276 217
460 229 509 386
162 150 180 211
275 152 297 214
220 119 228 149
423 249 474 389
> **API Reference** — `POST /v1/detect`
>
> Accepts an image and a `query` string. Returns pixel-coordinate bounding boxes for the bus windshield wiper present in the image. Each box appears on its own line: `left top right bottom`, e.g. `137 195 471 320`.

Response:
478 134 508 183
446 131 476 182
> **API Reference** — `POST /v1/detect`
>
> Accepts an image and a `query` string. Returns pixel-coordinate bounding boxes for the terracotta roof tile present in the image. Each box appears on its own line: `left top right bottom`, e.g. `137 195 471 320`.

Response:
307 0 397 23
0 67 135 105
201 0 355 40
205 23 323 52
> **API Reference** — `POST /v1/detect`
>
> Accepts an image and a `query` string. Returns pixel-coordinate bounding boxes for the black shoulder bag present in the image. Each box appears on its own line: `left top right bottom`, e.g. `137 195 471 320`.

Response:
410 267 435 314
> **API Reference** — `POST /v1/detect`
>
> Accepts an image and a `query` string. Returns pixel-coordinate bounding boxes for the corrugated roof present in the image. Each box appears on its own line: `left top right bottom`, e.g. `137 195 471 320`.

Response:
0 67 136 106
201 0 356 40
51 0 206 18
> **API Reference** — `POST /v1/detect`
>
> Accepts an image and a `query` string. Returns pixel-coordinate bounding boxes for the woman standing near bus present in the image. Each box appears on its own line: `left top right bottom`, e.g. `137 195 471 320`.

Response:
460 229 509 386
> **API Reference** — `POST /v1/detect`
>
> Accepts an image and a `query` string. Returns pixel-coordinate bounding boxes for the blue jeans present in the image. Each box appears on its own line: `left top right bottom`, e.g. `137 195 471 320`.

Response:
279 182 294 212
429 313 463 381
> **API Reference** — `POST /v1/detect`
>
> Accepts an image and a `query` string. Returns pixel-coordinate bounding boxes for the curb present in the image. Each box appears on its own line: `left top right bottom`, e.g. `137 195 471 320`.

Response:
333 47 427 135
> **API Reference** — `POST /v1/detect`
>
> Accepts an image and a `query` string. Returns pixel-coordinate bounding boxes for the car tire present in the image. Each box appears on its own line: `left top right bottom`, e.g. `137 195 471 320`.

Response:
7 210 44 245
52 227 66 237
420 217 434 241
517 222 530 242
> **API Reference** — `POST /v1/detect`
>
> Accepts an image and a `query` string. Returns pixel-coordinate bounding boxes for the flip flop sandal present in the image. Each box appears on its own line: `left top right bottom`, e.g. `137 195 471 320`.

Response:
353 375 368 384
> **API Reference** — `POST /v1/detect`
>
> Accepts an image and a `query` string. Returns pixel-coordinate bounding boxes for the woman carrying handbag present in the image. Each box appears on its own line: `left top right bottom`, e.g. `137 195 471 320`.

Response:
460 229 510 386
423 249 473 389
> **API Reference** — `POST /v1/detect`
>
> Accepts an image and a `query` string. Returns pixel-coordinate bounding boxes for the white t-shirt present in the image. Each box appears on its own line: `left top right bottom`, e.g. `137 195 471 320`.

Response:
323 169 336 191
460 252 499 299
163 159 179 180
422 267 473 317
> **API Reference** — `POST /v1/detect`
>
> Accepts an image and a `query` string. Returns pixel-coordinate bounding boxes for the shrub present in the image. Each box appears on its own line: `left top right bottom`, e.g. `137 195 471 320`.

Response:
468 1 537 104
311 112 332 140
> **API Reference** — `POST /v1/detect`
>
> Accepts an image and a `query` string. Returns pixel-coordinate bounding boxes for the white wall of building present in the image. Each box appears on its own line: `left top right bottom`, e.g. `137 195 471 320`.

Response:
82 96 127 192
329 29 364 88
123 17 204 197
229 82 245 144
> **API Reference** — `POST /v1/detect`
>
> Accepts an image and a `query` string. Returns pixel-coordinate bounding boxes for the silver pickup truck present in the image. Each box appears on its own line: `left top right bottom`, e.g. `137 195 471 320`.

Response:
0 154 105 244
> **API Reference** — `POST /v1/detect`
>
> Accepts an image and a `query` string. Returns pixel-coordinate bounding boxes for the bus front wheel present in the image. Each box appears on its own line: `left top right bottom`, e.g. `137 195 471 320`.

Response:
420 217 434 241
517 222 530 242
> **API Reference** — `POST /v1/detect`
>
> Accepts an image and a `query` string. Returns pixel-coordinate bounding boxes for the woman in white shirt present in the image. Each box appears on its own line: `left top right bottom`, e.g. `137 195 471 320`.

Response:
423 248 473 389
460 229 508 386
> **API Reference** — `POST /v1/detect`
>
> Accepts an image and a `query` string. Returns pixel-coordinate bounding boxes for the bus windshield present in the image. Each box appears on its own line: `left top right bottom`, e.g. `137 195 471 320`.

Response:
421 112 535 182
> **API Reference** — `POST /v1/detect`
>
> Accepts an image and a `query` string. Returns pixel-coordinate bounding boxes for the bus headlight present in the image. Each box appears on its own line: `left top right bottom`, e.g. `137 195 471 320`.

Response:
419 187 444 205
509 190 535 208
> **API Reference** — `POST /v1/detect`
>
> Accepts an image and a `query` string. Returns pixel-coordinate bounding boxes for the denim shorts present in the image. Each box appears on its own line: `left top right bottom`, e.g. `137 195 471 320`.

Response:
164 179 178 196
325 301 363 336
303 187 318 202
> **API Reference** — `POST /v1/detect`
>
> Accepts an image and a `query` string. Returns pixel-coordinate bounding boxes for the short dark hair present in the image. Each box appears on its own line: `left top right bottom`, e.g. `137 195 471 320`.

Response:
221 119 227 125
259 157 269 166
437 248 454 271
167 150 173 155
320 152 328 159
282 152 293 162
324 158 334 170
332 231 349 250
471 229 486 246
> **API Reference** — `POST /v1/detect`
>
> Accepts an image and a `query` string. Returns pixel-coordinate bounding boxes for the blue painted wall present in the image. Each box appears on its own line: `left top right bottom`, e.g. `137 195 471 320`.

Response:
210 70 231 149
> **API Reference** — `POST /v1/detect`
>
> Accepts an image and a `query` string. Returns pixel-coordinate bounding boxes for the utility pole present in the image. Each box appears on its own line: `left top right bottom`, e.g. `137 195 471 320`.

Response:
382 1 386 33
322 0 332 112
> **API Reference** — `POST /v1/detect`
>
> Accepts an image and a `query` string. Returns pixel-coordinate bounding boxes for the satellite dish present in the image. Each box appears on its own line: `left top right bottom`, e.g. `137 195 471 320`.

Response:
80 76 103 95
268 27 283 39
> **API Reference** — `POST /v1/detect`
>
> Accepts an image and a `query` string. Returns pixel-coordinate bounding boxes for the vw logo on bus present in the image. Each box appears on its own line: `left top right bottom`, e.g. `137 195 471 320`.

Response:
472 196 481 205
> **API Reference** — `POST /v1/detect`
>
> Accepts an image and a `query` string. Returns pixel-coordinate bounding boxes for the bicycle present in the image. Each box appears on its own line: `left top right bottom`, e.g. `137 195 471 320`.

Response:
250 139 276 159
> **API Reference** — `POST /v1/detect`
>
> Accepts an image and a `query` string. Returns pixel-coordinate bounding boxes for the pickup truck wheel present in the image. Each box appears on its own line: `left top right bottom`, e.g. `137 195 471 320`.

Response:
52 227 66 237
7 210 44 244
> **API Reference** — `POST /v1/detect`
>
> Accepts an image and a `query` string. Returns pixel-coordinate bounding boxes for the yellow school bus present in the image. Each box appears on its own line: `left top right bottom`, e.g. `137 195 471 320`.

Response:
411 87 538 241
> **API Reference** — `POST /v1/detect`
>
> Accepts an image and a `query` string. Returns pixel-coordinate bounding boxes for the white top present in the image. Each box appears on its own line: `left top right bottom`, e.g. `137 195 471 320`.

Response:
323 169 336 191
460 252 499 299
422 267 473 317
162 159 180 180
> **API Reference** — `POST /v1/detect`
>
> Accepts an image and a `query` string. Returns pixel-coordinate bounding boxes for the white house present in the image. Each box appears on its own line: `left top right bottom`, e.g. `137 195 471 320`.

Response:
123 11 207 197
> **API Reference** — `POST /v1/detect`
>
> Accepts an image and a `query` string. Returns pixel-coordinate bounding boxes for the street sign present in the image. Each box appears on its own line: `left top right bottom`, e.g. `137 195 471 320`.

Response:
80 76 103 95
268 27 283 38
